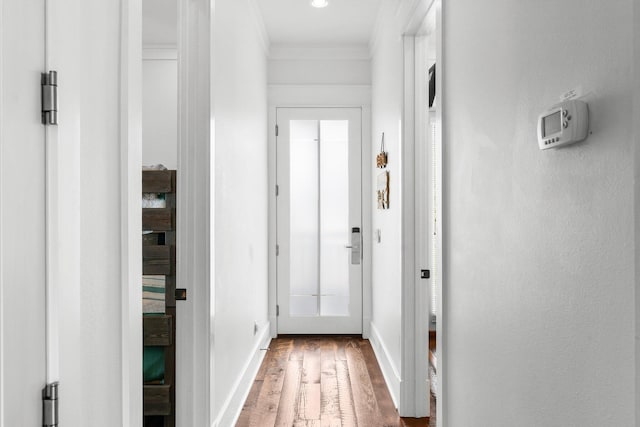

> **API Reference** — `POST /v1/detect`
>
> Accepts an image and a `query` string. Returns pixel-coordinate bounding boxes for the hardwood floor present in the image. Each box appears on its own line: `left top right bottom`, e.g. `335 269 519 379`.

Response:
236 336 434 427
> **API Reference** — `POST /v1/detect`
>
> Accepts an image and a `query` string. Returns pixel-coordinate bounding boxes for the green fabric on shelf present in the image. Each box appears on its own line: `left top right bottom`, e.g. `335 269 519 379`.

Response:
143 346 165 383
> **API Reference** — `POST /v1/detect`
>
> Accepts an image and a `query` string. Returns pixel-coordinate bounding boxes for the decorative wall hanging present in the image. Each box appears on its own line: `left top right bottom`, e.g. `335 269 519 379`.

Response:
376 132 388 168
377 170 390 209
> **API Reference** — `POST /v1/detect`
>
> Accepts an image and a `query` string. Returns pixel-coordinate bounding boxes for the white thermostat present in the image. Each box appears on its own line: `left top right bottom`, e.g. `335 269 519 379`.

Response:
537 99 589 150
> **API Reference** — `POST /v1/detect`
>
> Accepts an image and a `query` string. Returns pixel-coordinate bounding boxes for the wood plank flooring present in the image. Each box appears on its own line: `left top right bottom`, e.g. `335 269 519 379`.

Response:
237 336 434 427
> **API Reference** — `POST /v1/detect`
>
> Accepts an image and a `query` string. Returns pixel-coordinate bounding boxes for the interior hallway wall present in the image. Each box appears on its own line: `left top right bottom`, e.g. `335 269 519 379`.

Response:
367 0 407 404
142 53 177 169
443 1 635 425
635 0 640 423
268 45 371 85
211 0 270 423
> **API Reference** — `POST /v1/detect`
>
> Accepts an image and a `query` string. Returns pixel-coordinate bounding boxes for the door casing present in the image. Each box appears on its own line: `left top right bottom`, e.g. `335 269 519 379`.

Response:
267 93 373 341
275 107 363 335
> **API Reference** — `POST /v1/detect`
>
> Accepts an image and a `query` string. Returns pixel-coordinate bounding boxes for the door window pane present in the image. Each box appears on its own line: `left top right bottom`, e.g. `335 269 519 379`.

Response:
319 120 349 316
289 120 319 316
288 119 350 317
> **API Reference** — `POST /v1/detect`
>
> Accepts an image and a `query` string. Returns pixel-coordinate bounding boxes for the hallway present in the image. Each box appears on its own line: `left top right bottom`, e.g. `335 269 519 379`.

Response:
237 336 434 427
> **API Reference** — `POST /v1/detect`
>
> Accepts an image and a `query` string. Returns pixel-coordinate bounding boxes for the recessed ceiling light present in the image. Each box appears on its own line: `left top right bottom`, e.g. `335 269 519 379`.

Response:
311 0 328 8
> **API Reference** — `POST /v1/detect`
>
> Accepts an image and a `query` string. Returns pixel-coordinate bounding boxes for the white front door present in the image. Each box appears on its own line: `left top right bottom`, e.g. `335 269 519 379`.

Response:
276 108 362 334
0 0 47 424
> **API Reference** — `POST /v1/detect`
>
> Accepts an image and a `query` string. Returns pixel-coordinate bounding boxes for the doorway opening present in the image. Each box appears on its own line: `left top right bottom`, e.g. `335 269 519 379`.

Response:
413 1 443 425
275 107 363 335
141 1 179 425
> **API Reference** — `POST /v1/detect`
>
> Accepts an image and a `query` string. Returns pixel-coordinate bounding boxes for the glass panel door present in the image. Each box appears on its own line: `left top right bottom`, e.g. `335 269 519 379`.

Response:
276 108 362 334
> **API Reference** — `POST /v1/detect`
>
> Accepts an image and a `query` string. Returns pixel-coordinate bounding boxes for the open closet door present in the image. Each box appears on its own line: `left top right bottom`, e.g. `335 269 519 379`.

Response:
0 0 48 424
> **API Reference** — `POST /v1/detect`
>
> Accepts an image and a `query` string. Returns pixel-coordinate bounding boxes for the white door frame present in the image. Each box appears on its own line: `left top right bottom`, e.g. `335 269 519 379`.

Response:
268 94 373 340
275 107 363 335
399 0 443 421
119 0 143 425
176 0 213 425
120 0 214 426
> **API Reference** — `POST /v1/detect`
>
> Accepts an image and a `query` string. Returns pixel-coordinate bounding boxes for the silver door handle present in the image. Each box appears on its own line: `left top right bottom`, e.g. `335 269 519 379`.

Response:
345 245 353 248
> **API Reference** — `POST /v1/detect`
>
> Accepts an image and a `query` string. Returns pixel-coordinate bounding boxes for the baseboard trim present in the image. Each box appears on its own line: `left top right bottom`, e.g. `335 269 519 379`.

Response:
368 322 401 409
212 322 272 427
362 316 371 339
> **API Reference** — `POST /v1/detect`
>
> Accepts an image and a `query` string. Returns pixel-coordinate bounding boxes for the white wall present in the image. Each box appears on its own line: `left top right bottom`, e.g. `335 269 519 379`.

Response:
635 1 640 423
443 1 635 426
368 0 407 404
142 53 178 169
212 0 270 424
269 45 371 85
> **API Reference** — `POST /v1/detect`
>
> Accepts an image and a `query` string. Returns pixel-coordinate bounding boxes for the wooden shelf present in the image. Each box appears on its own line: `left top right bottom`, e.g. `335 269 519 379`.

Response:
143 245 175 275
143 315 173 347
143 170 176 193
142 208 175 231
144 385 172 416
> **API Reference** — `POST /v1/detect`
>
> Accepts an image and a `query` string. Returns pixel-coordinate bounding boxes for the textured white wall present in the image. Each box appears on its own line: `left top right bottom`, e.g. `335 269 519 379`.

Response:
368 0 406 402
443 1 635 426
212 0 269 418
142 59 177 169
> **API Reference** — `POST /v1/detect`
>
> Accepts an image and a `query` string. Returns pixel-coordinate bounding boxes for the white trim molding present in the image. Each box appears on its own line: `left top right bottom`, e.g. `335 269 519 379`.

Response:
269 44 370 61
0 1 5 420
177 0 213 426
398 0 439 418
369 322 401 408
213 324 272 427
120 0 143 425
267 86 372 339
434 3 444 427
142 46 178 60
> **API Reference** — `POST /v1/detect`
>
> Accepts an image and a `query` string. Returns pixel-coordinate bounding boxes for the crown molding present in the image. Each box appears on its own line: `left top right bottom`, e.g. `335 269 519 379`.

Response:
142 44 178 60
269 44 371 61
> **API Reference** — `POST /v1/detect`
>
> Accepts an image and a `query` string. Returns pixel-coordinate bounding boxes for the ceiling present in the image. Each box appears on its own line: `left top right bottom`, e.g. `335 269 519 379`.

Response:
254 0 383 46
142 0 383 47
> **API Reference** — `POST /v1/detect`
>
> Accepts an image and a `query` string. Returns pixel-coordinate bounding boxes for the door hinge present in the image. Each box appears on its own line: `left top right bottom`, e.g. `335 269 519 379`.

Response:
275 185 279 196
276 245 280 256
275 124 279 136
41 71 58 125
42 382 59 427
276 305 279 316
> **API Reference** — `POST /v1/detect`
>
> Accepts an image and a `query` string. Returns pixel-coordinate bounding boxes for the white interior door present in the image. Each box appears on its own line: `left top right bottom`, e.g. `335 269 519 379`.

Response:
0 0 47 424
276 108 362 334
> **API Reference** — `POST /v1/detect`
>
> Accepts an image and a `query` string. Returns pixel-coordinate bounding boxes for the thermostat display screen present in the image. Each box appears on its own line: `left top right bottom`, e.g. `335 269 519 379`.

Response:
543 111 561 137
537 99 589 150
